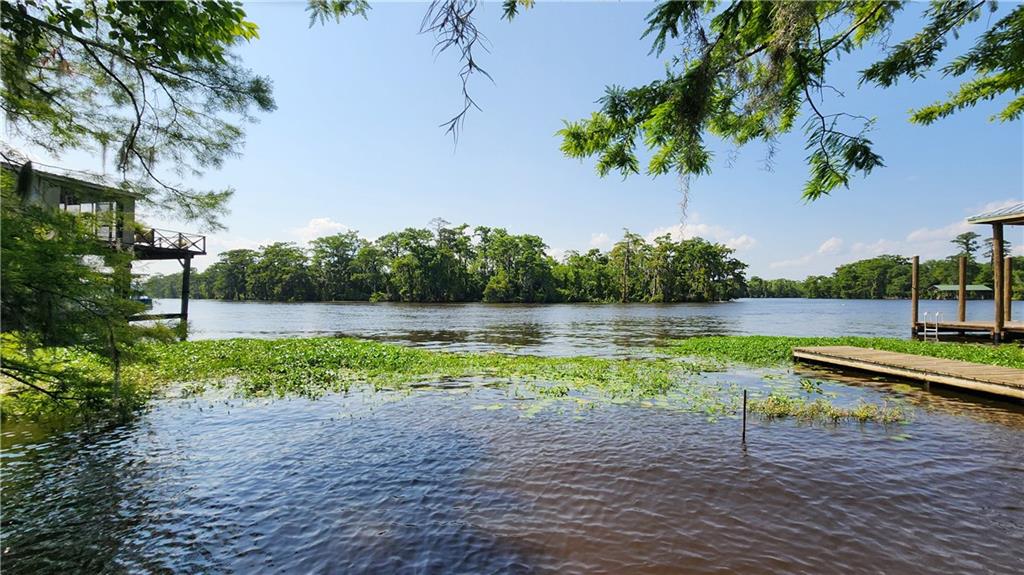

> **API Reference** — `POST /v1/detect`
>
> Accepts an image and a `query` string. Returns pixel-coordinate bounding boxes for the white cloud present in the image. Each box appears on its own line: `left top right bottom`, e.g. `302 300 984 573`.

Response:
849 238 903 257
817 236 843 255
588 232 612 250
900 198 1022 260
768 254 815 269
906 221 971 244
645 212 756 252
765 197 1024 277
291 217 349 244
726 234 758 250
546 247 568 262
969 198 1023 216
768 237 845 270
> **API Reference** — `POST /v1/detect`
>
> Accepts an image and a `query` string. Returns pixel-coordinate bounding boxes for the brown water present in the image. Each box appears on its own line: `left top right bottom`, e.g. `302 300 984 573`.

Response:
3 300 1023 573
3 370 1023 574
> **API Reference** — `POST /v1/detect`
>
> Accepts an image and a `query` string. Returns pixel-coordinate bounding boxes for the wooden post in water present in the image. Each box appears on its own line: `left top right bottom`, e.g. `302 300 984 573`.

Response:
741 389 747 444
1005 256 1013 323
911 256 920 338
179 256 192 341
992 224 1004 343
958 256 967 322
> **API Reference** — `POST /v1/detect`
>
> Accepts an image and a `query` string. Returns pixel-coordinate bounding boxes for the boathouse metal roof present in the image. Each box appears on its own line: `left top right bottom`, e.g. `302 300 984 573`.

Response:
967 202 1024 225
929 284 992 292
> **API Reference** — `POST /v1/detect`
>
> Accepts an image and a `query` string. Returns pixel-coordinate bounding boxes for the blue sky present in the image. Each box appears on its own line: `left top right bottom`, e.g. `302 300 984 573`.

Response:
13 2 1024 278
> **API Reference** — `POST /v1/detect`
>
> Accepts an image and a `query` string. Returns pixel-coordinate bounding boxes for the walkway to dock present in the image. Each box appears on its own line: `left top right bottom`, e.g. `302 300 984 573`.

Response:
793 346 1024 400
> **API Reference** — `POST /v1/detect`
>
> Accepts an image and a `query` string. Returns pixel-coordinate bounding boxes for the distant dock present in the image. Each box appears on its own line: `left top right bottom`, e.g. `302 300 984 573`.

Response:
793 346 1024 400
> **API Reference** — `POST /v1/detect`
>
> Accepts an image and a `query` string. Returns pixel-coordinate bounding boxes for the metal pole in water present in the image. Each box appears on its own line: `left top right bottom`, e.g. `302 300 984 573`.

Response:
742 389 747 444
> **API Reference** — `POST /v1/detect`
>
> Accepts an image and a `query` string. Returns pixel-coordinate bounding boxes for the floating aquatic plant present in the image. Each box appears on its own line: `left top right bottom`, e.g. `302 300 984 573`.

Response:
663 336 1024 368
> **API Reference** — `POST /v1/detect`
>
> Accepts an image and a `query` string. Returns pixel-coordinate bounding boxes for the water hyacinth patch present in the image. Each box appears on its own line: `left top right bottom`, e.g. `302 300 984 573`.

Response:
3 337 915 426
141 337 690 400
663 336 1024 369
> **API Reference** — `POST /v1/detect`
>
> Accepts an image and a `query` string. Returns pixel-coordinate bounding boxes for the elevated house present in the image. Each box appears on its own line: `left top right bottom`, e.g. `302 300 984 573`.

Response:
911 202 1022 342
1 157 205 329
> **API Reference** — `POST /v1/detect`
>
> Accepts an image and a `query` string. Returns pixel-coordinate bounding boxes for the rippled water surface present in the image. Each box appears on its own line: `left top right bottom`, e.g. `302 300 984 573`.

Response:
3 299 1024 573
151 297 1022 356
4 381 1023 574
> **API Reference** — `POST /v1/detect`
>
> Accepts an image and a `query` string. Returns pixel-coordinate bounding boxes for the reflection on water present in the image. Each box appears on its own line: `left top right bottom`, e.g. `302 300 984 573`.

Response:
153 298 1022 356
4 298 1023 573
3 382 1023 574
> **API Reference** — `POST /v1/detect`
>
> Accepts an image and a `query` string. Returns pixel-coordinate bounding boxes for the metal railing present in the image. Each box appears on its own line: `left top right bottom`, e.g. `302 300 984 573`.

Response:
133 227 206 254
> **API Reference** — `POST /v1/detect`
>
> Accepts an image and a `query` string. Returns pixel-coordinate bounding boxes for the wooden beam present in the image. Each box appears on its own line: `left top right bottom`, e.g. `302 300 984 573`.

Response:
180 256 192 341
792 346 1024 399
992 224 1004 343
1005 256 1013 323
958 255 967 322
911 255 919 337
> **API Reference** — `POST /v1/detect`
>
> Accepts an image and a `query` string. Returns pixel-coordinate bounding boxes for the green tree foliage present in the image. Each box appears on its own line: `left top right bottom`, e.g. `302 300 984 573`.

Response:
143 224 748 304
951 231 981 260
1 0 275 227
982 236 1013 260
247 243 315 302
1 169 170 414
2 1 272 416
747 252 1023 299
557 1 1023 199
563 1 1023 198
310 231 366 301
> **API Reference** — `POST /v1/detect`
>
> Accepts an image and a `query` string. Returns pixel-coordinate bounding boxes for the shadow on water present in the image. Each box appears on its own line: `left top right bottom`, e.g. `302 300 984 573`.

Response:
3 381 1023 573
1 396 557 574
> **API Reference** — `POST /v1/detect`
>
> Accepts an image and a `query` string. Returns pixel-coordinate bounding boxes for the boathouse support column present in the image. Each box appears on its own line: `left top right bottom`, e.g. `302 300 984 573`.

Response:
992 224 1004 343
1005 256 1013 323
958 256 967 322
179 256 192 340
911 255 919 338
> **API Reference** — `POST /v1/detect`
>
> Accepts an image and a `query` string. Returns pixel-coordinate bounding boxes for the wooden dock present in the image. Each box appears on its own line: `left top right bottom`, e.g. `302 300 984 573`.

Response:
913 320 1024 338
793 346 1024 400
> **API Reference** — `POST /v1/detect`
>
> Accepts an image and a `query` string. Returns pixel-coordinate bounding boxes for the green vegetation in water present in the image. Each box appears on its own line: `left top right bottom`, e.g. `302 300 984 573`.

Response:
750 392 906 424
2 337 912 427
663 336 1024 369
141 337 692 400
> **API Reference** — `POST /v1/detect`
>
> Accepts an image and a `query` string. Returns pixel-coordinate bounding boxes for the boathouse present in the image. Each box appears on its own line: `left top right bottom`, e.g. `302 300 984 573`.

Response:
1 156 205 330
911 202 1023 342
927 284 992 300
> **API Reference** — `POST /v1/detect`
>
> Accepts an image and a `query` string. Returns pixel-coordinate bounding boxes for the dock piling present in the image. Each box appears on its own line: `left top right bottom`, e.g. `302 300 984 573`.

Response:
958 256 967 322
1004 256 1013 323
911 256 920 338
993 224 1004 343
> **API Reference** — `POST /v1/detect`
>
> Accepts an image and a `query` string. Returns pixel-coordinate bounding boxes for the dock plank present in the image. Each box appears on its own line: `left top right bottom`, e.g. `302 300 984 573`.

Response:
792 346 1024 399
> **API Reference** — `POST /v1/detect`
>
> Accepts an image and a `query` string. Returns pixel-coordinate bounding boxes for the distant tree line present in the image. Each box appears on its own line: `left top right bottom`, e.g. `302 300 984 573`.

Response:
746 232 1022 300
142 223 748 304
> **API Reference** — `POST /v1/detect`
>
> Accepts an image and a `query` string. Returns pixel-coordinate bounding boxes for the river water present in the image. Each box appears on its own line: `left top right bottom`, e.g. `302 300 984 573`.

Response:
156 297 1019 356
3 299 1023 573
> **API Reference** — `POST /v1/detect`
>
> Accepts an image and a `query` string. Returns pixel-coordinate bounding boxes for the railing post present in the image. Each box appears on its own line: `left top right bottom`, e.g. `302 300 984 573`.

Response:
911 255 919 338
